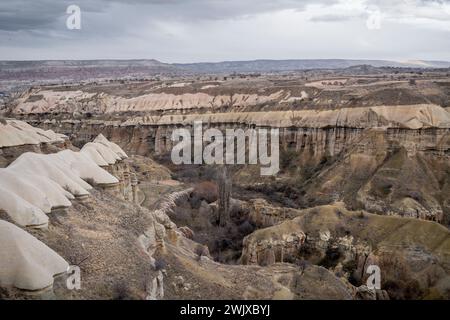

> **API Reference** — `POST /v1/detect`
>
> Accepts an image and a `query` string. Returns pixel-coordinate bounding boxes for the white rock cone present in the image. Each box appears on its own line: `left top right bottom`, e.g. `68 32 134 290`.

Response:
0 220 68 291
8 170 73 207
0 120 66 148
94 134 128 159
0 170 53 213
80 145 110 166
81 142 121 165
54 150 119 185
8 153 91 197
0 186 49 228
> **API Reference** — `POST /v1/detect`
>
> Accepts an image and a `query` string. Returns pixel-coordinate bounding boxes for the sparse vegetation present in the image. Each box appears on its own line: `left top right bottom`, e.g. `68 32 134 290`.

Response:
191 181 219 205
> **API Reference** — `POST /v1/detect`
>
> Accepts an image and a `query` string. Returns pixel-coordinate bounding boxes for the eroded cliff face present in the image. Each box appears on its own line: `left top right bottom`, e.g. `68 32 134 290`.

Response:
0 122 361 300
29 113 450 156
22 112 449 226
8 83 450 226
12 84 450 160
12 89 287 114
290 128 450 224
239 203 450 299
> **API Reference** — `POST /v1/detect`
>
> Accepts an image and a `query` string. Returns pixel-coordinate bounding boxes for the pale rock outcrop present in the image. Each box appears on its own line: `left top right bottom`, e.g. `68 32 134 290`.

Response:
0 185 49 228
81 142 121 166
94 134 128 159
244 198 302 228
138 219 167 267
4 169 73 210
79 144 109 166
0 119 66 148
241 225 306 266
0 220 68 291
54 150 119 185
0 156 87 227
146 271 164 300
0 131 133 293
121 104 450 129
0 134 126 228
14 89 285 114
0 170 54 214
8 153 92 197
138 189 192 266
0 158 84 228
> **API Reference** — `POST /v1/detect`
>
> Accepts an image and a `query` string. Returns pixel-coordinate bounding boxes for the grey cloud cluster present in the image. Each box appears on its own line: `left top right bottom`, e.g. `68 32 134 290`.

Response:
0 0 335 31
0 0 449 61
1 0 448 31
0 0 107 31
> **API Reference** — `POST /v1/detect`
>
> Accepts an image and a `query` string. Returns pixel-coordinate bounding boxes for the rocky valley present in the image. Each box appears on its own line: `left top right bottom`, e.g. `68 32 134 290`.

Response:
1 62 450 300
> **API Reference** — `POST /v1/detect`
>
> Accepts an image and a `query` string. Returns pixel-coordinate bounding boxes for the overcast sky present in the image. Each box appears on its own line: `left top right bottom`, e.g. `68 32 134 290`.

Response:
0 0 449 62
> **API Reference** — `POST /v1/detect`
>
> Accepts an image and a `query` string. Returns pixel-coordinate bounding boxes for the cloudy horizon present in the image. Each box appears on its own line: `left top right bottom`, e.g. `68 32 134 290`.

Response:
0 0 449 63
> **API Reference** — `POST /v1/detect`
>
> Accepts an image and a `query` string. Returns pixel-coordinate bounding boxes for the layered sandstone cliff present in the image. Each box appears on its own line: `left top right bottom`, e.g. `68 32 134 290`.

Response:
9 83 450 227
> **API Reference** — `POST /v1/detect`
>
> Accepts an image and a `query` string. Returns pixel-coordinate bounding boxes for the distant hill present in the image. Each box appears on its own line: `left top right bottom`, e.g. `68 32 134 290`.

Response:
174 59 450 73
0 59 179 83
0 59 167 68
0 59 449 84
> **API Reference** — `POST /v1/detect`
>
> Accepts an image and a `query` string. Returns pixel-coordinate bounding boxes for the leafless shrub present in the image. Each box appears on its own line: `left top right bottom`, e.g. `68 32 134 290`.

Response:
378 253 424 300
192 181 219 204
